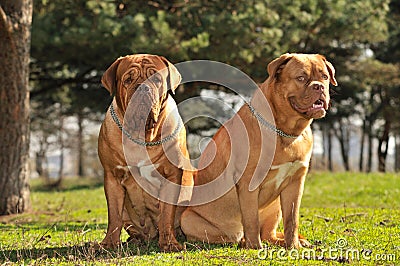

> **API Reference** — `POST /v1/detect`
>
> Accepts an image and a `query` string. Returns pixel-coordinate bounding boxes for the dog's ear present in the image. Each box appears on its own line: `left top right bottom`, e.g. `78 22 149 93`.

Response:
101 57 123 95
267 53 294 80
160 56 182 94
323 58 338 86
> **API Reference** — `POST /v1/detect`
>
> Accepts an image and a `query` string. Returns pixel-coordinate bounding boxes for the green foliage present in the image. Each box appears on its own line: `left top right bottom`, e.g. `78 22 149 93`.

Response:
29 0 395 132
28 0 400 173
29 0 396 144
31 0 392 86
369 0 400 135
30 0 396 128
1 173 399 264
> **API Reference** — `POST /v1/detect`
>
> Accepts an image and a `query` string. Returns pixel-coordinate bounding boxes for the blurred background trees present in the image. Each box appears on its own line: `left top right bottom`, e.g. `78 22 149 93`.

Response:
29 0 400 179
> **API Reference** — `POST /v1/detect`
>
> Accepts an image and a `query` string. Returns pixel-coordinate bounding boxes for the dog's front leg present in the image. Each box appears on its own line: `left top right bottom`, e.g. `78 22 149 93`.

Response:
279 171 306 249
101 170 126 248
237 182 262 249
158 169 183 252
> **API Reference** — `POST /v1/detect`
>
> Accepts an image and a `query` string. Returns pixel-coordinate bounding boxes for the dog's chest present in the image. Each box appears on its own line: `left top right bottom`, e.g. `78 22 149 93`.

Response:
137 160 162 189
267 160 307 190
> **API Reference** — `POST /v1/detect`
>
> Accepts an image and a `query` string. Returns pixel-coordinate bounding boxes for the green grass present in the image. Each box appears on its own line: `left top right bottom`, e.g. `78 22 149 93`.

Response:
1 172 399 265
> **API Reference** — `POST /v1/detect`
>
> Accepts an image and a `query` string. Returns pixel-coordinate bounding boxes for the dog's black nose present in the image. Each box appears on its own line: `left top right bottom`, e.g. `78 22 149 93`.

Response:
312 83 324 91
138 84 150 92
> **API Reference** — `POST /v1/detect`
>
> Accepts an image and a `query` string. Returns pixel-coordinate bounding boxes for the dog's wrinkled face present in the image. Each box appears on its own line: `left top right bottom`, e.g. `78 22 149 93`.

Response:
101 54 181 131
268 53 337 119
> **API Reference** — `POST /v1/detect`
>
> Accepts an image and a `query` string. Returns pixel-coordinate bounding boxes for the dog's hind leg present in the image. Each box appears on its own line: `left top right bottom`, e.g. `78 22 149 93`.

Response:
180 208 241 245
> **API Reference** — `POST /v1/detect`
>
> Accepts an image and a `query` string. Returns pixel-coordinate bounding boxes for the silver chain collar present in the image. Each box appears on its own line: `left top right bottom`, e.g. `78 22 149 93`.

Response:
247 103 299 139
109 103 183 147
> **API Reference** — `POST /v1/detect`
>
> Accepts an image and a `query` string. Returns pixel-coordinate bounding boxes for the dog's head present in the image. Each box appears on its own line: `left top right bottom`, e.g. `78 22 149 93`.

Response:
266 53 337 119
101 54 181 131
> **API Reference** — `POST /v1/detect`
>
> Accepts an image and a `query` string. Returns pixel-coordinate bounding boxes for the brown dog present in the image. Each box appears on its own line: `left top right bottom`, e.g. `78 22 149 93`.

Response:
181 53 337 249
98 54 192 252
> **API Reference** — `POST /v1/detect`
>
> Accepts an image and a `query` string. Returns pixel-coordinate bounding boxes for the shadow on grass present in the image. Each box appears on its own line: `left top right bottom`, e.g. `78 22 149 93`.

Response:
0 221 108 232
0 237 230 263
0 241 159 263
31 177 104 193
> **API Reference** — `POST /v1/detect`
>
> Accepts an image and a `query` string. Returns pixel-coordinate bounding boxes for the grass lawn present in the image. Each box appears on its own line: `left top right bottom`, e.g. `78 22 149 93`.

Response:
1 172 399 265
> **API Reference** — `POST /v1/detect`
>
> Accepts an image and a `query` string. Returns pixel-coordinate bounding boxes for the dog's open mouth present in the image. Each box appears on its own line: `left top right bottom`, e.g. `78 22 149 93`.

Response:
289 96 327 118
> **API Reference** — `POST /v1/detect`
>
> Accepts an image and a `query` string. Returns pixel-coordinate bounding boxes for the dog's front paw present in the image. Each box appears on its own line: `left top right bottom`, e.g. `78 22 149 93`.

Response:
265 237 286 247
299 238 311 248
100 240 121 249
159 241 183 252
159 238 183 252
100 235 121 249
268 232 310 249
285 233 312 249
239 237 263 249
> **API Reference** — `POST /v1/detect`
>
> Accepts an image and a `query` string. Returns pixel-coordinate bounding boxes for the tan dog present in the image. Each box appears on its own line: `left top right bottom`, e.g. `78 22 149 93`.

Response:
181 53 337 249
98 54 192 252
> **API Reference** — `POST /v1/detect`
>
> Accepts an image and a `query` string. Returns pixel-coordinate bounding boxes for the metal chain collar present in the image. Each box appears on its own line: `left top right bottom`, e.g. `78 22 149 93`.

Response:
247 103 299 139
109 103 183 147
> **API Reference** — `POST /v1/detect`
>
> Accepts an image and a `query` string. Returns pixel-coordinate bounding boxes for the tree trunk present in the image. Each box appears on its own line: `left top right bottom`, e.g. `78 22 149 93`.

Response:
365 88 376 173
322 124 327 170
377 89 391 173
77 112 84 177
359 120 366 172
57 117 65 183
334 119 350 171
395 135 400 172
322 123 334 171
328 127 333 171
366 124 373 173
377 119 391 172
35 132 50 179
35 147 48 180
0 1 32 215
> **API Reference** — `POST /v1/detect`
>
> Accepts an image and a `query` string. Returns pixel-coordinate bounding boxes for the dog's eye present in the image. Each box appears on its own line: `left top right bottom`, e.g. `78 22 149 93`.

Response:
322 74 329 80
151 76 162 86
124 77 133 86
296 76 306 82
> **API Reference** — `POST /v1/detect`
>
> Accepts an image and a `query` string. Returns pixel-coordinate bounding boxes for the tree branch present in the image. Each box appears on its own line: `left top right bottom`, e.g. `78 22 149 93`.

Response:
30 68 99 98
